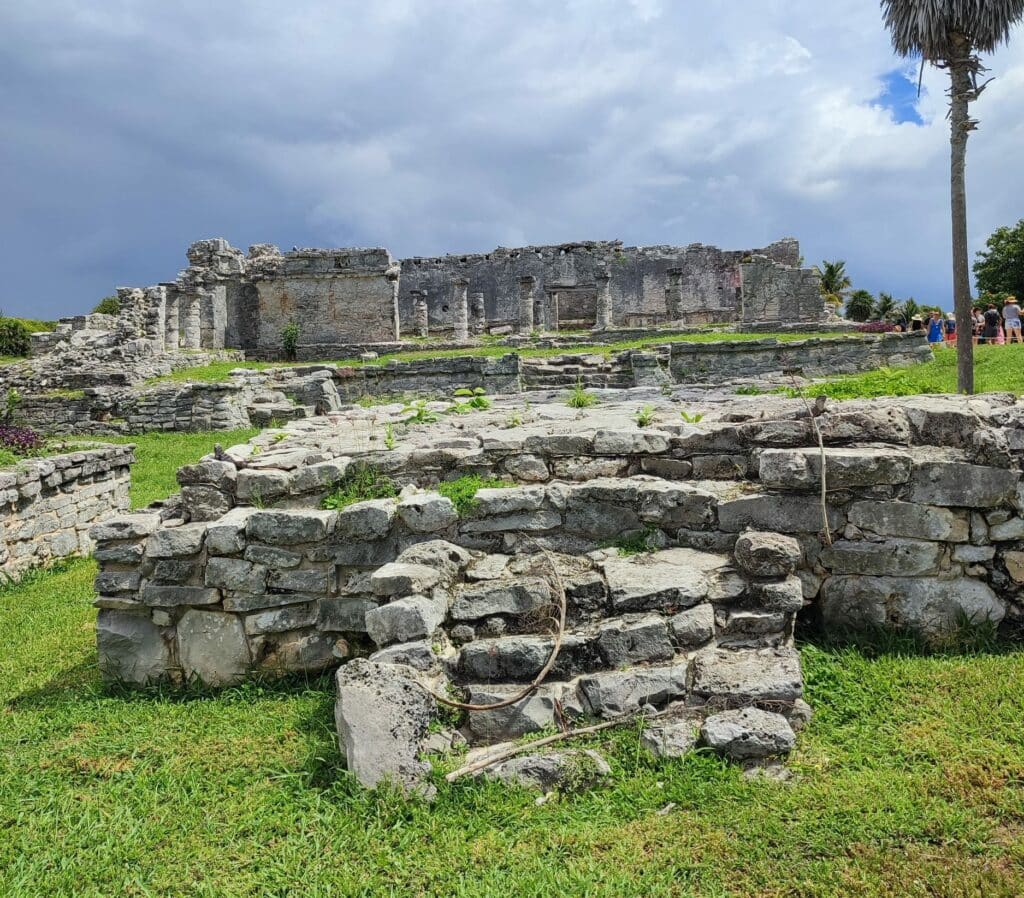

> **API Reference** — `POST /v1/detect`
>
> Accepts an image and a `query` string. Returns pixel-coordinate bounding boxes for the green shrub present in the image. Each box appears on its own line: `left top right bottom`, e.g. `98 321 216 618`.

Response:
281 322 300 361
92 296 121 316
566 377 597 409
321 465 398 510
437 474 511 517
635 404 656 428
0 318 32 357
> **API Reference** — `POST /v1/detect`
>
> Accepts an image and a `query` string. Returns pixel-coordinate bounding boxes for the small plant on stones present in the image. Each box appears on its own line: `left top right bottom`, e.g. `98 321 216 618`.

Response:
3 388 21 425
437 474 511 518
449 387 491 414
566 376 597 409
635 404 656 428
401 399 440 425
504 410 523 429
609 525 661 557
383 423 396 450
679 410 704 424
280 321 300 362
321 464 398 510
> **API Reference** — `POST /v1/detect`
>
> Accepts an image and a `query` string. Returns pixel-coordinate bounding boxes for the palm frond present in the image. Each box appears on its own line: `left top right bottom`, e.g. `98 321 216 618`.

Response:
881 0 1024 59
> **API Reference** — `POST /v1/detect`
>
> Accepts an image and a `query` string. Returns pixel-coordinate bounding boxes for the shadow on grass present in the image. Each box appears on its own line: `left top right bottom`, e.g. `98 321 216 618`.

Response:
3 659 101 710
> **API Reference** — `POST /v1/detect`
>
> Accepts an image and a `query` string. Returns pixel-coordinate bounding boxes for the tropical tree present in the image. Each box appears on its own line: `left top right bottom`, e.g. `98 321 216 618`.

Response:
900 297 924 322
974 218 1024 299
815 259 853 305
845 289 876 322
881 0 1024 393
874 291 898 321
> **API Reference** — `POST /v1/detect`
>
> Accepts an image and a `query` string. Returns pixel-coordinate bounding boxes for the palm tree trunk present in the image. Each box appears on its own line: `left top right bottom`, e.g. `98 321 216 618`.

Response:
949 33 974 394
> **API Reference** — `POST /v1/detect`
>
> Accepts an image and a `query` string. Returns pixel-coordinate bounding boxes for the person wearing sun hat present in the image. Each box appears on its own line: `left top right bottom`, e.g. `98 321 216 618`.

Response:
1004 296 1022 344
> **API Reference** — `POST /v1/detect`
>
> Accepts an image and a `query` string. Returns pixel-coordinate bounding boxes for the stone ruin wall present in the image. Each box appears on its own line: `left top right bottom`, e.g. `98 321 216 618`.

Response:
1 445 133 581
30 236 823 364
89 392 1024 789
10 334 932 437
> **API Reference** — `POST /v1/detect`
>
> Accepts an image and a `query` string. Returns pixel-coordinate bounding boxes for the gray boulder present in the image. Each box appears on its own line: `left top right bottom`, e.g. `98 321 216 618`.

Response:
96 609 170 685
641 717 701 759
365 593 447 646
397 494 459 533
702 708 795 759
483 750 610 791
177 609 251 687
733 531 801 578
334 659 435 793
370 563 441 597
596 615 675 666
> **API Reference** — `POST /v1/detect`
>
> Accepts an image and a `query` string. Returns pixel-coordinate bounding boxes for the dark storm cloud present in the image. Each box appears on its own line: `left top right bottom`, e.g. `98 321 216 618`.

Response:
1 0 1022 318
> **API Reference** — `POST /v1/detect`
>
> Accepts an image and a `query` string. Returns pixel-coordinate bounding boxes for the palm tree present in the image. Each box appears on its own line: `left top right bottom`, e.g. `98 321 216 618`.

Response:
874 291 898 321
845 289 876 322
815 259 853 306
881 0 1024 393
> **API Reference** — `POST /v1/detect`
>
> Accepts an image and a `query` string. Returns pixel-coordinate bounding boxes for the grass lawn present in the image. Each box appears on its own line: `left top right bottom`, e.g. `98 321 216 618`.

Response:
96 428 259 508
146 331 851 385
1 560 1022 897
791 344 1024 399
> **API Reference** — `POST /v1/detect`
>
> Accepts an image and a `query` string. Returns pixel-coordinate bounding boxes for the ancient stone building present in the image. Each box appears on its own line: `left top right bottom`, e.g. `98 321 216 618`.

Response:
34 236 824 361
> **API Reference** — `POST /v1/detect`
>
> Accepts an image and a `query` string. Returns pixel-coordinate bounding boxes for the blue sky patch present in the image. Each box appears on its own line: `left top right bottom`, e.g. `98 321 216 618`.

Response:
876 66 925 125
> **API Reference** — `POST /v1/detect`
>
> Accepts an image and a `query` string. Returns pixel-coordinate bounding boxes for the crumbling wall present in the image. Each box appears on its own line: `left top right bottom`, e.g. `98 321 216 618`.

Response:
2 445 133 580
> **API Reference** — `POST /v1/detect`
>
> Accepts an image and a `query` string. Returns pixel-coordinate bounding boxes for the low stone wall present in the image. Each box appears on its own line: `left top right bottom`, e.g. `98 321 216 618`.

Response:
669 332 931 382
91 392 1024 790
2 445 134 580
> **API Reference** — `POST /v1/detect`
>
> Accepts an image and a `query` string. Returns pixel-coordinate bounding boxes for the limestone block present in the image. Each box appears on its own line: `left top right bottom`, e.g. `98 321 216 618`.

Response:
733 531 801 578
690 648 803 703
395 540 472 580
502 454 550 482
450 578 551 620
244 544 302 568
641 717 701 759
236 468 291 502
759 447 912 490
989 517 1024 541
718 495 844 534
578 664 689 717
563 500 640 540
908 461 1019 508
603 553 710 612
90 512 162 542
334 659 435 792
94 571 141 595
93 542 145 565
482 750 610 791
177 459 237 490
716 610 789 640
334 500 396 540
464 684 584 742
820 539 944 577
1004 551 1024 583
370 640 437 671
289 461 349 495
205 507 258 555
370 563 441 597
243 602 318 636
177 609 251 687
397 494 458 533
637 481 718 528
140 584 220 607
460 510 562 534
365 593 447 646
180 486 233 522
472 487 546 516
596 614 675 666
592 430 670 455
96 609 170 685
246 509 336 545
669 604 715 646
847 501 968 542
252 628 335 674
205 557 268 593
318 597 378 632
750 576 805 612
146 523 207 559
456 635 577 681
819 575 1005 637
951 544 995 564
267 567 330 593
702 708 795 759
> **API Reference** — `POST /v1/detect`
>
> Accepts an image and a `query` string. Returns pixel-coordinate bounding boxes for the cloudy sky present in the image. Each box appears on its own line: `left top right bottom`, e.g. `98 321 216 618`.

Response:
2 1 1022 319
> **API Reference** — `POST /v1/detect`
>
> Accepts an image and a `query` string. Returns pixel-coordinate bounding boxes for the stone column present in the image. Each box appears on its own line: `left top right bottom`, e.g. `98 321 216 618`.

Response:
199 285 227 349
144 286 167 350
386 263 401 341
181 291 202 350
165 290 180 349
470 292 486 335
665 268 684 322
595 271 613 331
452 277 470 343
547 291 560 333
412 291 429 338
518 276 535 333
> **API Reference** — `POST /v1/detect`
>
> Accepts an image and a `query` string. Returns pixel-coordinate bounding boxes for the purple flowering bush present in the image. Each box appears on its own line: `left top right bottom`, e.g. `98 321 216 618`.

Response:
0 425 44 456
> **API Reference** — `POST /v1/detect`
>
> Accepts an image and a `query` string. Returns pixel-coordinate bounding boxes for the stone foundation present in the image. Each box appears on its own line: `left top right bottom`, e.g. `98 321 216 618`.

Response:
2 445 133 580
91 390 1024 790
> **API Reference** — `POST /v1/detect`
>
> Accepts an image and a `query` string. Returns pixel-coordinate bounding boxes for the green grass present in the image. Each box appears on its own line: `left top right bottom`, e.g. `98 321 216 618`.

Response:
321 464 398 510
97 428 258 508
437 474 511 517
2 560 1023 896
144 331 852 386
789 344 1024 400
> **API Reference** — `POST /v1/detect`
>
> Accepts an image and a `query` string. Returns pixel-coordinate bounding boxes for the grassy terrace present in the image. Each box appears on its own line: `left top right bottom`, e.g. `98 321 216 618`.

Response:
790 344 1024 399
144 330 851 385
